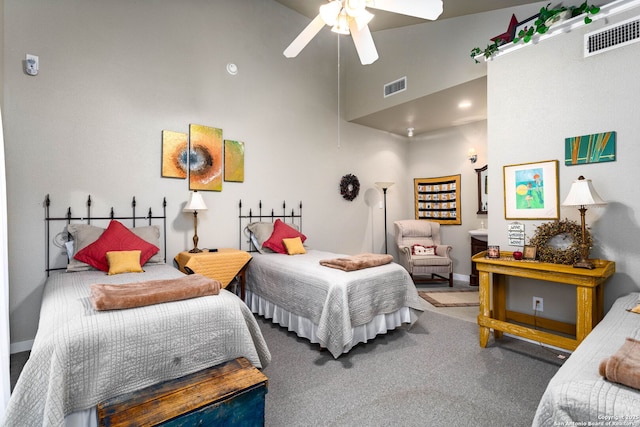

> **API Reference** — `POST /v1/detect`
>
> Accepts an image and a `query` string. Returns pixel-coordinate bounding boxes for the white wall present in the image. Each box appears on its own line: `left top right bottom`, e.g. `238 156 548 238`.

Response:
341 2 547 121
3 0 410 348
488 8 640 320
407 121 488 275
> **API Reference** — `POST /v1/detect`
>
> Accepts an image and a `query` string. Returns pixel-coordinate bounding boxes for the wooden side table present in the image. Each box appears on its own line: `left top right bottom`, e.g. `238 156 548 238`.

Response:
174 249 252 300
472 251 615 351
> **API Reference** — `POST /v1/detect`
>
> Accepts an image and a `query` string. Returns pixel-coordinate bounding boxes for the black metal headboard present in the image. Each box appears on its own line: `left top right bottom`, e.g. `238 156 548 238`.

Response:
238 200 303 252
44 194 167 275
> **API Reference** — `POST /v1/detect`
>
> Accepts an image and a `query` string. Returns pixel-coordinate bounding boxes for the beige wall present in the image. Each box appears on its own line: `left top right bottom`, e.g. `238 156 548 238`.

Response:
488 8 640 320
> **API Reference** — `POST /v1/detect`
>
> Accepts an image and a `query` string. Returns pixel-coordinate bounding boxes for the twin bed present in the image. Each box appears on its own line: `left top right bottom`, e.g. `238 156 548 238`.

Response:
239 201 426 358
4 196 271 427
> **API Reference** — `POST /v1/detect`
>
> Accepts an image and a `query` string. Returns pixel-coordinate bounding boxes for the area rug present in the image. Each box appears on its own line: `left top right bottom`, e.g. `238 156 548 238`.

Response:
419 289 479 307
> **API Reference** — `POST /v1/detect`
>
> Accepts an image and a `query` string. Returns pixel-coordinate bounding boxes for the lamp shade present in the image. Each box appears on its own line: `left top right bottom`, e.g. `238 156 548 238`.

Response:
561 176 607 207
183 191 208 212
375 181 394 190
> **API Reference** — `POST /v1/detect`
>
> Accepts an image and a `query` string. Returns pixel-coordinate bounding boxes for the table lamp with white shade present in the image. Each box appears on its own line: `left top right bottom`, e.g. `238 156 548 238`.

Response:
561 176 607 269
183 191 208 253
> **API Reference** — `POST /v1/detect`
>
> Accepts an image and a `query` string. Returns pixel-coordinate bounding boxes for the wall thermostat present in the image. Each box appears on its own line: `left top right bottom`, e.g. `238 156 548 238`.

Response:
25 54 39 76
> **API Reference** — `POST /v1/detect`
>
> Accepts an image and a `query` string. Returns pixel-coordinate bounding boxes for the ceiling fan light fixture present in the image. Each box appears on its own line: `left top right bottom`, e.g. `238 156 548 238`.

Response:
320 0 342 26
331 10 350 35
284 0 444 65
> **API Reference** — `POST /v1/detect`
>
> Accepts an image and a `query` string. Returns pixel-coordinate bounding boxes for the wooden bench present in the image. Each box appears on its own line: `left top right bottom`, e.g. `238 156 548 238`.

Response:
98 357 268 426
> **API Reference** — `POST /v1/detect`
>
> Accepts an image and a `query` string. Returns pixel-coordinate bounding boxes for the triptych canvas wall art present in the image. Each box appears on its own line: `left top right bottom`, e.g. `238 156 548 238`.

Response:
161 124 245 191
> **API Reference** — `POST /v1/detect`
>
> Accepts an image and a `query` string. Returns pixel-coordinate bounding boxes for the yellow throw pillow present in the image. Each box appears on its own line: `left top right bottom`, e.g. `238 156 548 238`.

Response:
283 237 306 255
106 250 144 275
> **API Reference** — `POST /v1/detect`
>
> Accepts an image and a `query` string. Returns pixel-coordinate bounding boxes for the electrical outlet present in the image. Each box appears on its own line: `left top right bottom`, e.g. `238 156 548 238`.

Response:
533 296 544 312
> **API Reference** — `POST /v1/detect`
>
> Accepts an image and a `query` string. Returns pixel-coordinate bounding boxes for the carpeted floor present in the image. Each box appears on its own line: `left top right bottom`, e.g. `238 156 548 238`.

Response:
258 307 567 427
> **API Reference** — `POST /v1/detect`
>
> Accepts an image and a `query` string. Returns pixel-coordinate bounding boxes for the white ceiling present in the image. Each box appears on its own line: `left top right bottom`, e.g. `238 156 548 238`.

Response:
275 0 542 137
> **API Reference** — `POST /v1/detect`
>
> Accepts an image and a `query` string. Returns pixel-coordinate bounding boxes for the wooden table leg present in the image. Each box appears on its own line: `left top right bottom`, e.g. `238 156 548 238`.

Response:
478 271 491 347
237 259 252 301
595 283 604 323
238 270 246 301
576 286 595 343
493 274 506 340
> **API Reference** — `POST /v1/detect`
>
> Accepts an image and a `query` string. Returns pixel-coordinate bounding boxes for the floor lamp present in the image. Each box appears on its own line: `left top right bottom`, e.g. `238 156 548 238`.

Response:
561 176 607 269
183 191 208 253
375 182 394 254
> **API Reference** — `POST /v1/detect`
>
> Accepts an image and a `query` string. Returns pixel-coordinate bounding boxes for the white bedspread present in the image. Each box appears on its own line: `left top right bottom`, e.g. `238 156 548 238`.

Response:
246 250 425 358
533 292 640 426
3 264 271 427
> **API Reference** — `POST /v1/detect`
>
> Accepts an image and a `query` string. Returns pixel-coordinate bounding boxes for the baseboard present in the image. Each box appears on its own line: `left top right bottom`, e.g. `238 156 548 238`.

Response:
10 339 33 354
453 273 470 283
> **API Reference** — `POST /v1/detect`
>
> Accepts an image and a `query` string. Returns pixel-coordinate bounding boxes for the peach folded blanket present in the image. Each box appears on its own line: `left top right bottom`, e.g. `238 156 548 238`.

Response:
319 253 393 272
90 274 221 311
599 337 640 390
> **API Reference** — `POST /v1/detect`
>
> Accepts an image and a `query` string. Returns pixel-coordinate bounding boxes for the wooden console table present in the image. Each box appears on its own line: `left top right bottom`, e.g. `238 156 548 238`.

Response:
472 252 615 351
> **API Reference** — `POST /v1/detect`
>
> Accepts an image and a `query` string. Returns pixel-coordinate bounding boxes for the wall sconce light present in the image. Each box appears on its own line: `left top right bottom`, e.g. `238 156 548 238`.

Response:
407 127 414 137
468 148 478 163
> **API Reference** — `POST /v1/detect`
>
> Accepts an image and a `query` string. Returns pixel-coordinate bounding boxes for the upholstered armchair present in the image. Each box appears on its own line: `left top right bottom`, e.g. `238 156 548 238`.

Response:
394 220 453 287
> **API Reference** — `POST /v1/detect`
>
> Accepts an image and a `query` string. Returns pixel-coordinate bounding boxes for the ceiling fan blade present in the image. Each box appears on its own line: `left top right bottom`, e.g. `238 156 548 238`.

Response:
348 20 379 65
368 0 443 21
283 15 326 58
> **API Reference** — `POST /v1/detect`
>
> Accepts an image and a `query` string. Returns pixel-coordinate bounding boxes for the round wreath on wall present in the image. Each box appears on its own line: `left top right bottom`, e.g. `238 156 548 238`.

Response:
528 219 591 265
340 174 360 201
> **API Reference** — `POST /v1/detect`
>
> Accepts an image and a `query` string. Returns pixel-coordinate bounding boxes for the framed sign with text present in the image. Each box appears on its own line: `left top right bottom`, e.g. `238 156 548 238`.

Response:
414 174 461 225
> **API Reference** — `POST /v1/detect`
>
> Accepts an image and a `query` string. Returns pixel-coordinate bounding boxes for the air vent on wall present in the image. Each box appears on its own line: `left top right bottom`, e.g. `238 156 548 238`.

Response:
584 15 640 57
384 76 406 98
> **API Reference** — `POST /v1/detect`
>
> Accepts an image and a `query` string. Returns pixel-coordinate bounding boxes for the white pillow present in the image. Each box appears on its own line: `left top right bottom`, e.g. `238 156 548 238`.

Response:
65 241 74 260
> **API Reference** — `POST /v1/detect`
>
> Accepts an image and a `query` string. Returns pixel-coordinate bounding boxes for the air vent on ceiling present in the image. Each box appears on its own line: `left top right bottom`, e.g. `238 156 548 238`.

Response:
584 16 640 57
384 76 406 98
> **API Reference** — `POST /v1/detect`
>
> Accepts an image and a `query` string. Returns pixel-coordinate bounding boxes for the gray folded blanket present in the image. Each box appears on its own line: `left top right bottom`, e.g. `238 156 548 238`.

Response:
319 253 393 272
91 274 220 310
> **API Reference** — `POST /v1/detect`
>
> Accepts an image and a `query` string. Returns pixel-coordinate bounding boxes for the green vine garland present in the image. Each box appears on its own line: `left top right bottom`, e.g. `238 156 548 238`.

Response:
340 174 360 201
528 219 591 264
470 2 600 62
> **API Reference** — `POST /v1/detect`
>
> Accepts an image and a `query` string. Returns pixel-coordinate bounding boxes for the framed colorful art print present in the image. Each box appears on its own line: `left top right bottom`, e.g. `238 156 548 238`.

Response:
503 160 559 220
189 124 223 192
414 174 461 225
161 130 188 179
224 139 245 182
565 131 616 165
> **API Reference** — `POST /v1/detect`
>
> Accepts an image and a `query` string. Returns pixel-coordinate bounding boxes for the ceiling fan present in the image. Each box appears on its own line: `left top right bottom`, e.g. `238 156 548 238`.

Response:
283 0 444 65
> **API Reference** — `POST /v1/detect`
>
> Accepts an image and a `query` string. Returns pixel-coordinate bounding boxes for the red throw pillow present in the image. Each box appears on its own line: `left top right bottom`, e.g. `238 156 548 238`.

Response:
74 220 160 272
262 219 307 254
